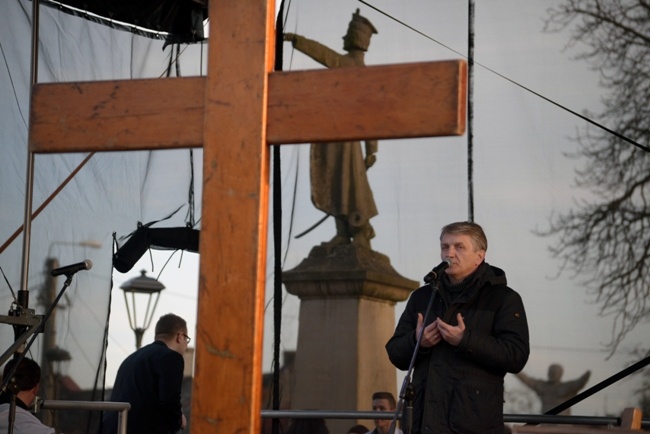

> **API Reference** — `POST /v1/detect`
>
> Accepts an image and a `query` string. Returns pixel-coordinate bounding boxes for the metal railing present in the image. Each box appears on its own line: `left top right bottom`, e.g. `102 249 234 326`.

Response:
37 399 130 434
260 409 650 430
17 403 650 432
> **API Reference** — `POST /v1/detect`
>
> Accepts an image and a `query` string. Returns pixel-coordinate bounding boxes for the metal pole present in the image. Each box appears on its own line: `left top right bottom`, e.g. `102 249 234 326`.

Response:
19 0 40 299
467 0 475 222
39 400 131 434
135 328 144 349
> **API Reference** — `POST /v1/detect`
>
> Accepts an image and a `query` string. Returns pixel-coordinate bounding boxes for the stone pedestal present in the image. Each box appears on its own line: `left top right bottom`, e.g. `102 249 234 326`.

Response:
283 244 418 433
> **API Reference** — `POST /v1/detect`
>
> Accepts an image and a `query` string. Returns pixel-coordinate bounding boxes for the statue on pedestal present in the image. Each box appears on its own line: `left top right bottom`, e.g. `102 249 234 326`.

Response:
281 16 414 433
284 9 379 250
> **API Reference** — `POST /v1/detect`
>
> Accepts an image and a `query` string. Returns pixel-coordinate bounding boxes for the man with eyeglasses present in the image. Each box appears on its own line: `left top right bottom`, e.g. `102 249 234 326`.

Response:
103 313 191 434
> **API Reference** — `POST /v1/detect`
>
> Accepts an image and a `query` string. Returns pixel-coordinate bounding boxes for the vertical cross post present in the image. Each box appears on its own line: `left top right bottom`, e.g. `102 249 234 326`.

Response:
191 1 275 433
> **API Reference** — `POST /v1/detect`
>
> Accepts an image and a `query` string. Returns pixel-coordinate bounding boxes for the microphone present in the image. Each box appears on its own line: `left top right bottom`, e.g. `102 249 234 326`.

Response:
423 258 451 283
50 260 93 277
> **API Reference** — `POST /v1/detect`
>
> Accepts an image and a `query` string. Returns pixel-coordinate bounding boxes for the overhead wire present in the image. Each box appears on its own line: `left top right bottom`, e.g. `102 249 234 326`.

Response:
0 39 28 128
358 0 650 155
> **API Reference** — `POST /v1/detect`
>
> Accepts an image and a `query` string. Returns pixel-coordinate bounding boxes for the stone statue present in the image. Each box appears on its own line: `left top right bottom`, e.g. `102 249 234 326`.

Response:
515 364 591 415
284 9 378 250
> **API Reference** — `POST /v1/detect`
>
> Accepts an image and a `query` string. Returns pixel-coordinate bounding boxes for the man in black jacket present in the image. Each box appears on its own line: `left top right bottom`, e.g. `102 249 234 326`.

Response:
386 222 529 434
103 313 189 434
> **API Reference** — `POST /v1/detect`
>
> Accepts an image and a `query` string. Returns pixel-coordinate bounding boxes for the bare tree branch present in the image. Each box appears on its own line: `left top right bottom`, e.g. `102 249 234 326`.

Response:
539 0 650 353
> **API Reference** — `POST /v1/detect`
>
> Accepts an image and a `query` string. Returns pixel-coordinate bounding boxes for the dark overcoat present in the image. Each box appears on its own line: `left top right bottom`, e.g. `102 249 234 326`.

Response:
386 263 529 434
103 340 184 434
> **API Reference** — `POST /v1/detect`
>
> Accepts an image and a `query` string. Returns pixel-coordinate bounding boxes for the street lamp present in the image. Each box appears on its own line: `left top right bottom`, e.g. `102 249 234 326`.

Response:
120 270 165 349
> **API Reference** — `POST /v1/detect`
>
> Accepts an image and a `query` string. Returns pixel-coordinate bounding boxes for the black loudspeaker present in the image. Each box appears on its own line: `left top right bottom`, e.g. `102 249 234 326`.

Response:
113 226 200 273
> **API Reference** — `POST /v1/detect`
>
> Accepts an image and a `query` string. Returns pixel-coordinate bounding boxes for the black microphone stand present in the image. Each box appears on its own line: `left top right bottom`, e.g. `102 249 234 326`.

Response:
1 272 76 434
4 378 21 434
387 276 441 434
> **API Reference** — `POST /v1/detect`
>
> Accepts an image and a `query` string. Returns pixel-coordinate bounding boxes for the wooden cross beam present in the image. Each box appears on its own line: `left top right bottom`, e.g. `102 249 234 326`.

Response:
29 62 465 152
27 2 467 433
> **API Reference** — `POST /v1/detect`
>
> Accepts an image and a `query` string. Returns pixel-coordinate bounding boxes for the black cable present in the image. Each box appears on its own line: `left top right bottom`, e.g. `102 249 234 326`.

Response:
0 40 28 129
467 0 475 222
175 43 181 77
282 150 300 265
187 149 196 227
272 2 286 434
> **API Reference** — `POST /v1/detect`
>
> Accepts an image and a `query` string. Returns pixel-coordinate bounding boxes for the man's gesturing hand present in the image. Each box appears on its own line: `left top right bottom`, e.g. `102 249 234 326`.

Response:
436 313 466 346
416 313 443 348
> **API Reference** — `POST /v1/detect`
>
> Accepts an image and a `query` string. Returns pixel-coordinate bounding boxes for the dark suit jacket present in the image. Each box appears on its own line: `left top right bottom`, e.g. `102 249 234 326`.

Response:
103 340 184 434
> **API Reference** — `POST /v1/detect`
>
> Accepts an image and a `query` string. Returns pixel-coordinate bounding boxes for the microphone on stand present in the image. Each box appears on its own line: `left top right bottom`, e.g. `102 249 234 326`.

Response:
423 258 451 283
50 260 93 277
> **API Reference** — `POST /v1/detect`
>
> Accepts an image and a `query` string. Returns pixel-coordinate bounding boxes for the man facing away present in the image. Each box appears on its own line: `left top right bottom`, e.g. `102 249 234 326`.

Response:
0 357 55 434
386 222 530 433
103 313 189 434
368 391 402 434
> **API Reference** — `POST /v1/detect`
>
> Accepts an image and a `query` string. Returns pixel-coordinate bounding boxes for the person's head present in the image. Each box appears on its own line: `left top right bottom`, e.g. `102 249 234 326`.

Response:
346 424 370 434
371 391 396 433
342 9 377 52
440 221 487 284
154 313 190 354
2 357 41 407
548 364 564 383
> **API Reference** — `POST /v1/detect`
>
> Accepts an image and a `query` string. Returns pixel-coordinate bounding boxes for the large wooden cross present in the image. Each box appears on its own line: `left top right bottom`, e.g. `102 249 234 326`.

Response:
28 2 466 433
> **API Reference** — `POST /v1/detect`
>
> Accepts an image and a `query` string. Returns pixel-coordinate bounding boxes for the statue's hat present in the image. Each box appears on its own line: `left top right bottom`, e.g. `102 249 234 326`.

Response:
345 8 377 51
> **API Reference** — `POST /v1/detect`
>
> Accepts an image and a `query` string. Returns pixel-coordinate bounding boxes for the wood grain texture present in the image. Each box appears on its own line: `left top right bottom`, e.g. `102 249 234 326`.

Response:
191 1 272 433
267 60 467 144
29 60 466 153
29 77 205 153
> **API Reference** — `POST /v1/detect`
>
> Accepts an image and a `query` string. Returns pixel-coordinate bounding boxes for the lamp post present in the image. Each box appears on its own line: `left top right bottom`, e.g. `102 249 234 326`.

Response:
44 345 71 395
42 345 71 429
120 270 165 349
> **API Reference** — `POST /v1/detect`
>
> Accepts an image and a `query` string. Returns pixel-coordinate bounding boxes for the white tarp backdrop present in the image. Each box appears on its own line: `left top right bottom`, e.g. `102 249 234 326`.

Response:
1 0 648 426
0 0 205 408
